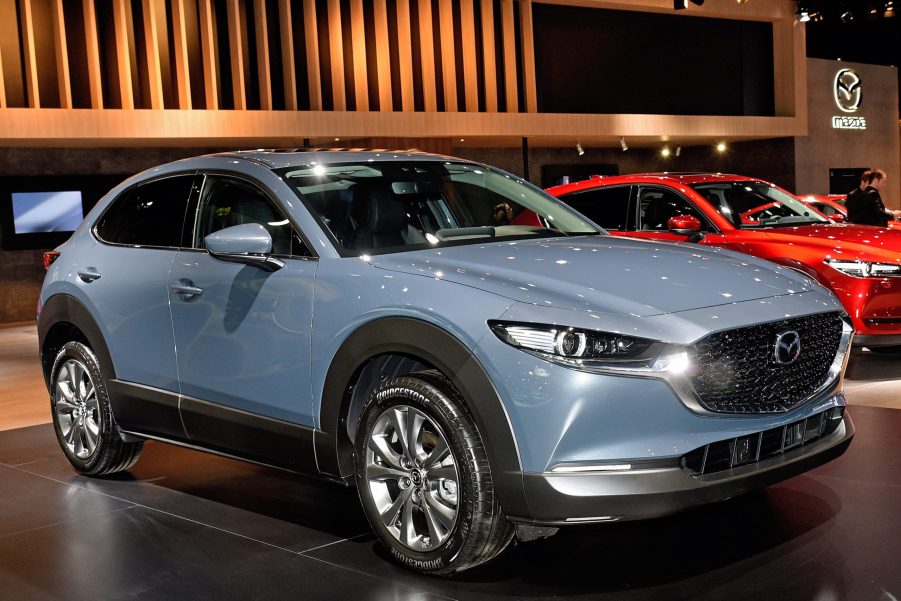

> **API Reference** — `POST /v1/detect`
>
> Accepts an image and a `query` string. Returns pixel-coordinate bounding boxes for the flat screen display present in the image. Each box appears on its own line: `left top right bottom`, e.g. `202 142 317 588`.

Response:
12 191 84 233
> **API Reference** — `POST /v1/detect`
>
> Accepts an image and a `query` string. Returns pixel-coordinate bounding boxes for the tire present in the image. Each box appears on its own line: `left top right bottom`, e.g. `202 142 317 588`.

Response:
354 370 514 575
50 341 143 476
866 345 901 356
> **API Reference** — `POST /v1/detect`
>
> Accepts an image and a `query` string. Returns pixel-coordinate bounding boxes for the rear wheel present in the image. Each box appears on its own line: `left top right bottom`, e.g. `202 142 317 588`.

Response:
354 371 513 575
50 341 143 476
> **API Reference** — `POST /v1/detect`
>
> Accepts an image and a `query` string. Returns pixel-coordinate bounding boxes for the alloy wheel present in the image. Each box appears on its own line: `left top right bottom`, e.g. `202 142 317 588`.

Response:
55 359 101 460
364 405 460 552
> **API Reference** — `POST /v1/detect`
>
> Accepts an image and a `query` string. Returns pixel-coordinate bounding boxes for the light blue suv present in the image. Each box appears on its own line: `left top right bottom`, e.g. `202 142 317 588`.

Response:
38 150 854 574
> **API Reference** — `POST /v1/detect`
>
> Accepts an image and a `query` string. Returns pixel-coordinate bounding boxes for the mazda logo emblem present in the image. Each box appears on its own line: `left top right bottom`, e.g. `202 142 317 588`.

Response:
834 68 862 113
773 330 801 365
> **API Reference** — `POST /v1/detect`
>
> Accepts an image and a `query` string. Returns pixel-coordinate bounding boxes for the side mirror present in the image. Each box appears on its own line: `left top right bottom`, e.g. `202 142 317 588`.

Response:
667 214 703 235
831 212 846 223
204 223 285 272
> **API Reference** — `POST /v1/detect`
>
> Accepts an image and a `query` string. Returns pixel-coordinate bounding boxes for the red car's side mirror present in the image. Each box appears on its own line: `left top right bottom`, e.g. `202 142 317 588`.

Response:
668 214 703 235
831 212 846 223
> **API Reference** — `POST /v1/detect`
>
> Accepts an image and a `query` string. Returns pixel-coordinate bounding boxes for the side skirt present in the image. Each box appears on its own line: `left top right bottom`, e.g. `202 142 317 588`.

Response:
109 380 325 479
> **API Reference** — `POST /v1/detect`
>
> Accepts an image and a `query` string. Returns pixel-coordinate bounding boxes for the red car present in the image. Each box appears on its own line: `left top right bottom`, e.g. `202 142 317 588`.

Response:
800 194 901 230
547 173 901 353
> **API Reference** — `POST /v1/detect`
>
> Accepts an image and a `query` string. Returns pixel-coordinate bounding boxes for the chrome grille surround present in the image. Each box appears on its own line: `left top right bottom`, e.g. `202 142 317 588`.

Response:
687 312 850 414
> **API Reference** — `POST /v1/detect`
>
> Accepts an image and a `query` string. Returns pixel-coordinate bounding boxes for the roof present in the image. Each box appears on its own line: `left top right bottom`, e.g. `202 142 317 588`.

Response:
206 148 465 170
546 172 760 195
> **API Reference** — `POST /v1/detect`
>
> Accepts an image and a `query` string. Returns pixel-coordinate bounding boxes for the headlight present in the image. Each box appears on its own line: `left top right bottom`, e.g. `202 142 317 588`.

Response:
824 260 901 277
488 321 690 374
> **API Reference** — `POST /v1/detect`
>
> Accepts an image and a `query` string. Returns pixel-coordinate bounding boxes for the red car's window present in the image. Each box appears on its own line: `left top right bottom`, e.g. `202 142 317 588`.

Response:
637 187 707 231
692 182 828 228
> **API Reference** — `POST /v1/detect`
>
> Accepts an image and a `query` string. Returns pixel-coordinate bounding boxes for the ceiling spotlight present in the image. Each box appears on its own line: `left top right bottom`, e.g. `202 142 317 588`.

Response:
661 147 671 158
716 141 727 153
675 146 682 157
620 137 628 151
576 141 585 156
674 0 688 9
840 10 854 22
736 0 749 5
797 7 810 21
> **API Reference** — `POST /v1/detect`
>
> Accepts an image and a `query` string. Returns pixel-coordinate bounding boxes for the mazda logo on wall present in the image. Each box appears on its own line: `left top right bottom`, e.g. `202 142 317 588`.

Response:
773 331 802 365
833 68 862 113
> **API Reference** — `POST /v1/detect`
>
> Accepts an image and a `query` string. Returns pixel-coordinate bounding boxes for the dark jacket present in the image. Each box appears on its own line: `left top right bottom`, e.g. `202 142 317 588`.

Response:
846 186 889 227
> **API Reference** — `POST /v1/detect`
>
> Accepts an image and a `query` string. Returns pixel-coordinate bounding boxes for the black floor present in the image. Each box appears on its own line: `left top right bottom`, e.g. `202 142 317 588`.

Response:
1 407 900 600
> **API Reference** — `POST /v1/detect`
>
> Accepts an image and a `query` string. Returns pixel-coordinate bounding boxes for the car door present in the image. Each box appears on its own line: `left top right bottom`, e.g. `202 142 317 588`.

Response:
89 173 197 438
168 173 319 469
627 185 734 248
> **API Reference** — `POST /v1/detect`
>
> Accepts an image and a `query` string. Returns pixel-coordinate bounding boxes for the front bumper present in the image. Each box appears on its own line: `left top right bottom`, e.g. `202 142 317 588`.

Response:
510 412 854 526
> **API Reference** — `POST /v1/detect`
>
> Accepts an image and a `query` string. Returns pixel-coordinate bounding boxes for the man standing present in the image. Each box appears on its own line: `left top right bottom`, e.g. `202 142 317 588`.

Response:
846 169 895 227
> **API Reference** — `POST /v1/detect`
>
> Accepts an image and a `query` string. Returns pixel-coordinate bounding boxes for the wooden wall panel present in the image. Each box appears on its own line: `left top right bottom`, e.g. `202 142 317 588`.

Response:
112 0 134 109
278 0 298 110
51 0 72 108
350 0 368 111
302 0 321 110
254 0 272 110
20 0 41 107
327 0 346 110
500 0 518 113
82 0 104 109
171 0 192 109
460 0 478 112
395 0 414 111
0 42 5 108
519 0 537 113
141 0 164 109
480 0 498 112
373 0 392 112
438 0 457 112
416 0 437 112
198 0 219 109
227 0 247 109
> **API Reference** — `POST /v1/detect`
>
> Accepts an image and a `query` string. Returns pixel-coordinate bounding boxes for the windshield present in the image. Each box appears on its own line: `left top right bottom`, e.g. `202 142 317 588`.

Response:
690 181 829 228
279 161 600 254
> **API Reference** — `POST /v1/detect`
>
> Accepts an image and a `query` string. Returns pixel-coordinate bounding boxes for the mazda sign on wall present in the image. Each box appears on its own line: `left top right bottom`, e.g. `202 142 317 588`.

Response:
832 68 867 130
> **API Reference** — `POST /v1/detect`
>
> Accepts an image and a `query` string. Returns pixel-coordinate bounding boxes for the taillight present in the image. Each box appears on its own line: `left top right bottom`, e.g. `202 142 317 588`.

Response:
43 251 61 270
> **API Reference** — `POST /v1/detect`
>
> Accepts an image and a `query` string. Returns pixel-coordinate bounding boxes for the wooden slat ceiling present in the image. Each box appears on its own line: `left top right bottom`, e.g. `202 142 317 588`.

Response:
0 0 805 147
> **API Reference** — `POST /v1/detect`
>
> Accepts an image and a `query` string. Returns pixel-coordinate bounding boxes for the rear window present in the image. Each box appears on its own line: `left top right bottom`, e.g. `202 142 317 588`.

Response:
95 175 194 247
558 186 631 231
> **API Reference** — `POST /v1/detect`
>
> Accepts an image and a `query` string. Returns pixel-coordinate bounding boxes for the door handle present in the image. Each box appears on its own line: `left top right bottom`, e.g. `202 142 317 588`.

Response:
171 280 203 298
77 269 101 282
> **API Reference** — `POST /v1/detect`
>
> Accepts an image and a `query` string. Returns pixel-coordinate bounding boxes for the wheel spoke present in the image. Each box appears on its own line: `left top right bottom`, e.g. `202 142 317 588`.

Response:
69 362 82 397
406 412 424 461
366 463 407 482
387 408 409 457
85 417 100 450
64 421 78 445
423 435 449 470
379 486 413 528
368 435 403 470
423 488 456 530
421 497 447 543
55 398 78 414
400 495 417 547
73 426 85 457
427 463 457 482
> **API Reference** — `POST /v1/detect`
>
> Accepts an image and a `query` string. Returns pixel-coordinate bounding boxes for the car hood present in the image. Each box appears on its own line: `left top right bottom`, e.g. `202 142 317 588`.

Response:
369 235 816 317
762 223 901 262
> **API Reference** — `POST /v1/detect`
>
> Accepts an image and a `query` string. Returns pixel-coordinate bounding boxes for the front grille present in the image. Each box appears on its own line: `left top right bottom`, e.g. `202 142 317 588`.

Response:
688 312 844 413
682 406 845 476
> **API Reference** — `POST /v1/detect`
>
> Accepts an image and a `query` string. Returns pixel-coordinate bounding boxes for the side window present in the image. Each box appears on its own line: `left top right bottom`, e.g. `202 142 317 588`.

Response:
638 187 708 231
559 186 631 231
194 175 310 257
95 174 194 247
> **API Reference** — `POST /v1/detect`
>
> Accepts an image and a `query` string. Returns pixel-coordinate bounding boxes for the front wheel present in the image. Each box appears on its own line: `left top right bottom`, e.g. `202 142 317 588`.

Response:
354 371 513 575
